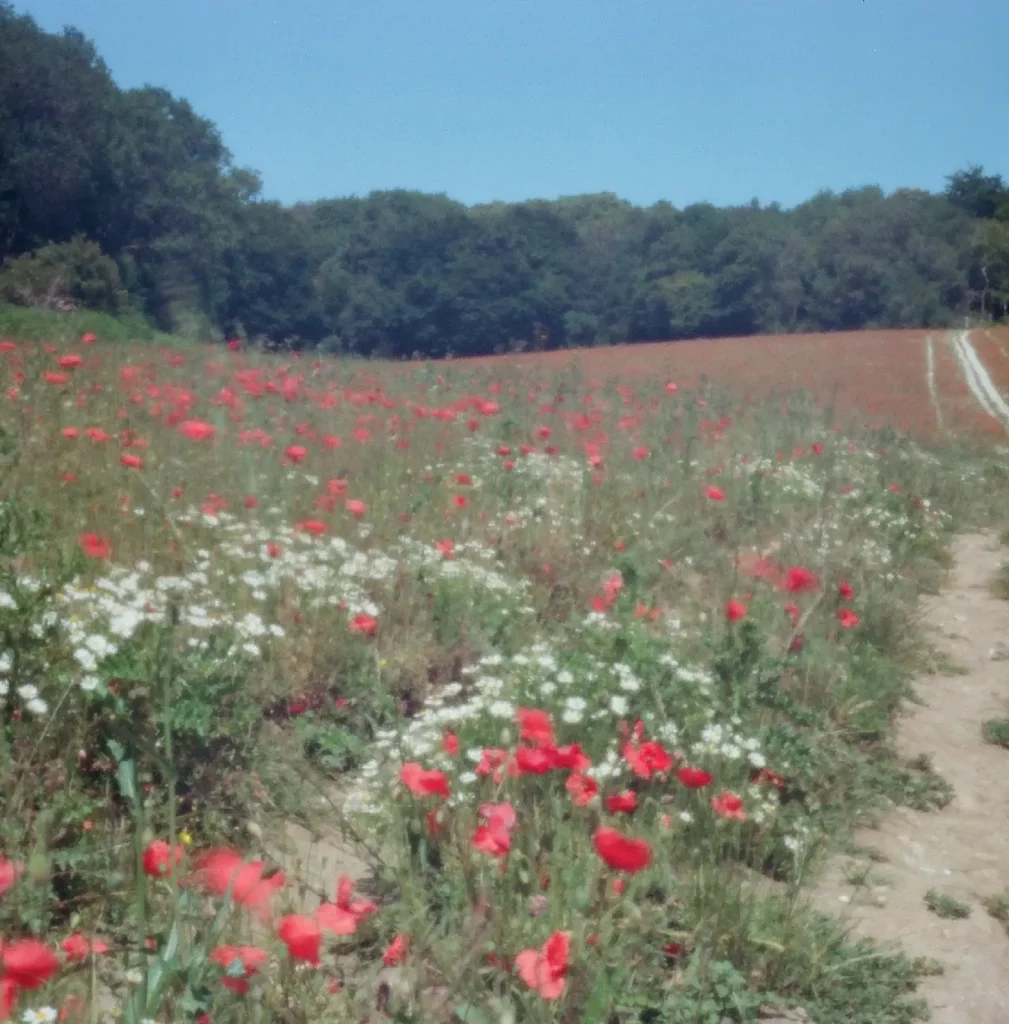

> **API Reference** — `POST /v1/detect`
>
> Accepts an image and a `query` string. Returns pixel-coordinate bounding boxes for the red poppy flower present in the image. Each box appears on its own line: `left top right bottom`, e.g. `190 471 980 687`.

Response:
0 856 21 896
675 766 713 789
475 747 508 781
178 420 216 442
119 453 143 470
592 826 651 873
296 519 328 537
141 839 183 878
0 978 16 1019
44 371 69 385
565 772 598 806
277 915 321 965
284 444 308 463
623 740 673 779
78 533 111 559
383 932 410 966
2 938 60 989
711 790 747 821
751 767 786 789
349 613 377 636
472 804 514 858
190 848 285 914
839 580 854 600
517 707 555 748
783 566 820 594
665 381 678 394
442 732 459 755
209 944 268 994
515 930 569 1000
725 599 748 623
400 762 450 799
434 539 455 559
479 801 516 831
345 499 367 518
706 485 726 502
315 876 377 936
549 743 592 773
605 791 638 814
61 933 110 963
512 745 553 775
837 608 860 629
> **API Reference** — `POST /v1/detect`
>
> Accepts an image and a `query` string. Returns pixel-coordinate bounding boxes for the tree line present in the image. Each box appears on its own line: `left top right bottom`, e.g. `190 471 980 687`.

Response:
2 3 1008 355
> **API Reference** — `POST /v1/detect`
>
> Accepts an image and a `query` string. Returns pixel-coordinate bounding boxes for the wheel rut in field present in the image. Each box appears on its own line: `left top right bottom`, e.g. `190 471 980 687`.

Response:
949 330 1009 429
812 533 1009 1024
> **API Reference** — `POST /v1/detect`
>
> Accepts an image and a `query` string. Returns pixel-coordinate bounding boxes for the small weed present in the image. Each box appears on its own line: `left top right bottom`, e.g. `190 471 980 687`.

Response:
912 956 945 977
886 753 954 811
915 645 969 676
923 889 971 919
842 840 888 863
982 890 1009 934
981 718 1009 749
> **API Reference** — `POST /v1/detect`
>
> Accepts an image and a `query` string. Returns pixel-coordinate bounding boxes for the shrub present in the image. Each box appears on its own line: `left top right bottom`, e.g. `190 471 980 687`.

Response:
0 238 128 315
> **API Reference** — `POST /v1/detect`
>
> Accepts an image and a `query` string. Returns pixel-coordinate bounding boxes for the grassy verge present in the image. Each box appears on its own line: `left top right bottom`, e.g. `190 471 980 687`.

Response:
0 332 1006 1022
0 302 184 345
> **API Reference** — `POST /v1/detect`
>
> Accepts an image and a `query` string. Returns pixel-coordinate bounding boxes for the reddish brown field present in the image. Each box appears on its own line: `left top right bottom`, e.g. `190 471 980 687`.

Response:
444 328 1009 439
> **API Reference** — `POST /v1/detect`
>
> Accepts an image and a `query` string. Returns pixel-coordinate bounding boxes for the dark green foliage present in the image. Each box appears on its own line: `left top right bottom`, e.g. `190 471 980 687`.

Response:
0 237 127 313
981 717 1009 748
2 4 1009 350
923 889 971 919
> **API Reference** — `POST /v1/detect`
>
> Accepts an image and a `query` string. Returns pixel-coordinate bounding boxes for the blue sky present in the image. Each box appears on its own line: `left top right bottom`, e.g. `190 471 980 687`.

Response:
15 0 1009 209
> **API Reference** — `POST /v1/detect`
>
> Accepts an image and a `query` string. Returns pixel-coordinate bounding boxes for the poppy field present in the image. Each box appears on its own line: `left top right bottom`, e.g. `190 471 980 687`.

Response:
0 327 1007 1023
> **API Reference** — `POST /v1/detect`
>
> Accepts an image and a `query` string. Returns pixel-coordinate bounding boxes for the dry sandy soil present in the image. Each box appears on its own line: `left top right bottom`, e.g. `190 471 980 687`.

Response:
810 533 1009 1024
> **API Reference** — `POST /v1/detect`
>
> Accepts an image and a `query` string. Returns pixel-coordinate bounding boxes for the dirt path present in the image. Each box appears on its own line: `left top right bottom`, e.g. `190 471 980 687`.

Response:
813 533 1009 1023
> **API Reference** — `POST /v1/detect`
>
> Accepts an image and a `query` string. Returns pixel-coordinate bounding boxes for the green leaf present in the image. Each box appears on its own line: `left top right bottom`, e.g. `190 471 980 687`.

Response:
115 757 138 805
453 1006 492 1024
144 922 180 1013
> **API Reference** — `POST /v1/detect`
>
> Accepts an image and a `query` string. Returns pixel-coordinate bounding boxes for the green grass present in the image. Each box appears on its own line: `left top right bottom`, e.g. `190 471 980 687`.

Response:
0 301 183 345
982 890 1009 934
923 889 971 920
981 718 1009 749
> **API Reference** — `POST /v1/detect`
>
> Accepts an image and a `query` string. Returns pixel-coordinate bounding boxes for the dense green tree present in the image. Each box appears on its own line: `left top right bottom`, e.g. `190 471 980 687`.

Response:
1 4 1006 354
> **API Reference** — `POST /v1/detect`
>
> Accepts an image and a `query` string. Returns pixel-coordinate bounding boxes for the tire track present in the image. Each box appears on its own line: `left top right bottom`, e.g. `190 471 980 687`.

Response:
926 334 943 431
949 330 1009 429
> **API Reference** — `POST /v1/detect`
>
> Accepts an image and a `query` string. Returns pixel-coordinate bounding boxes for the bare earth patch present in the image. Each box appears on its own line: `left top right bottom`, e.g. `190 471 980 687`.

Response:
813 533 1009 1023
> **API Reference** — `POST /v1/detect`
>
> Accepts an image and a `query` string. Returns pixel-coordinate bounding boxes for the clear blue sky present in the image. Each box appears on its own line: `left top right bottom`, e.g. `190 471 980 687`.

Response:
15 0 1009 209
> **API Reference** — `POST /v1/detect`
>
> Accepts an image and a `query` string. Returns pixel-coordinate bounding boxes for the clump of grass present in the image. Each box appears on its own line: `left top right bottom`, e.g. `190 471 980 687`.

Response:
981 717 1009 749
923 889 971 919
982 890 1009 933
886 753 954 811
